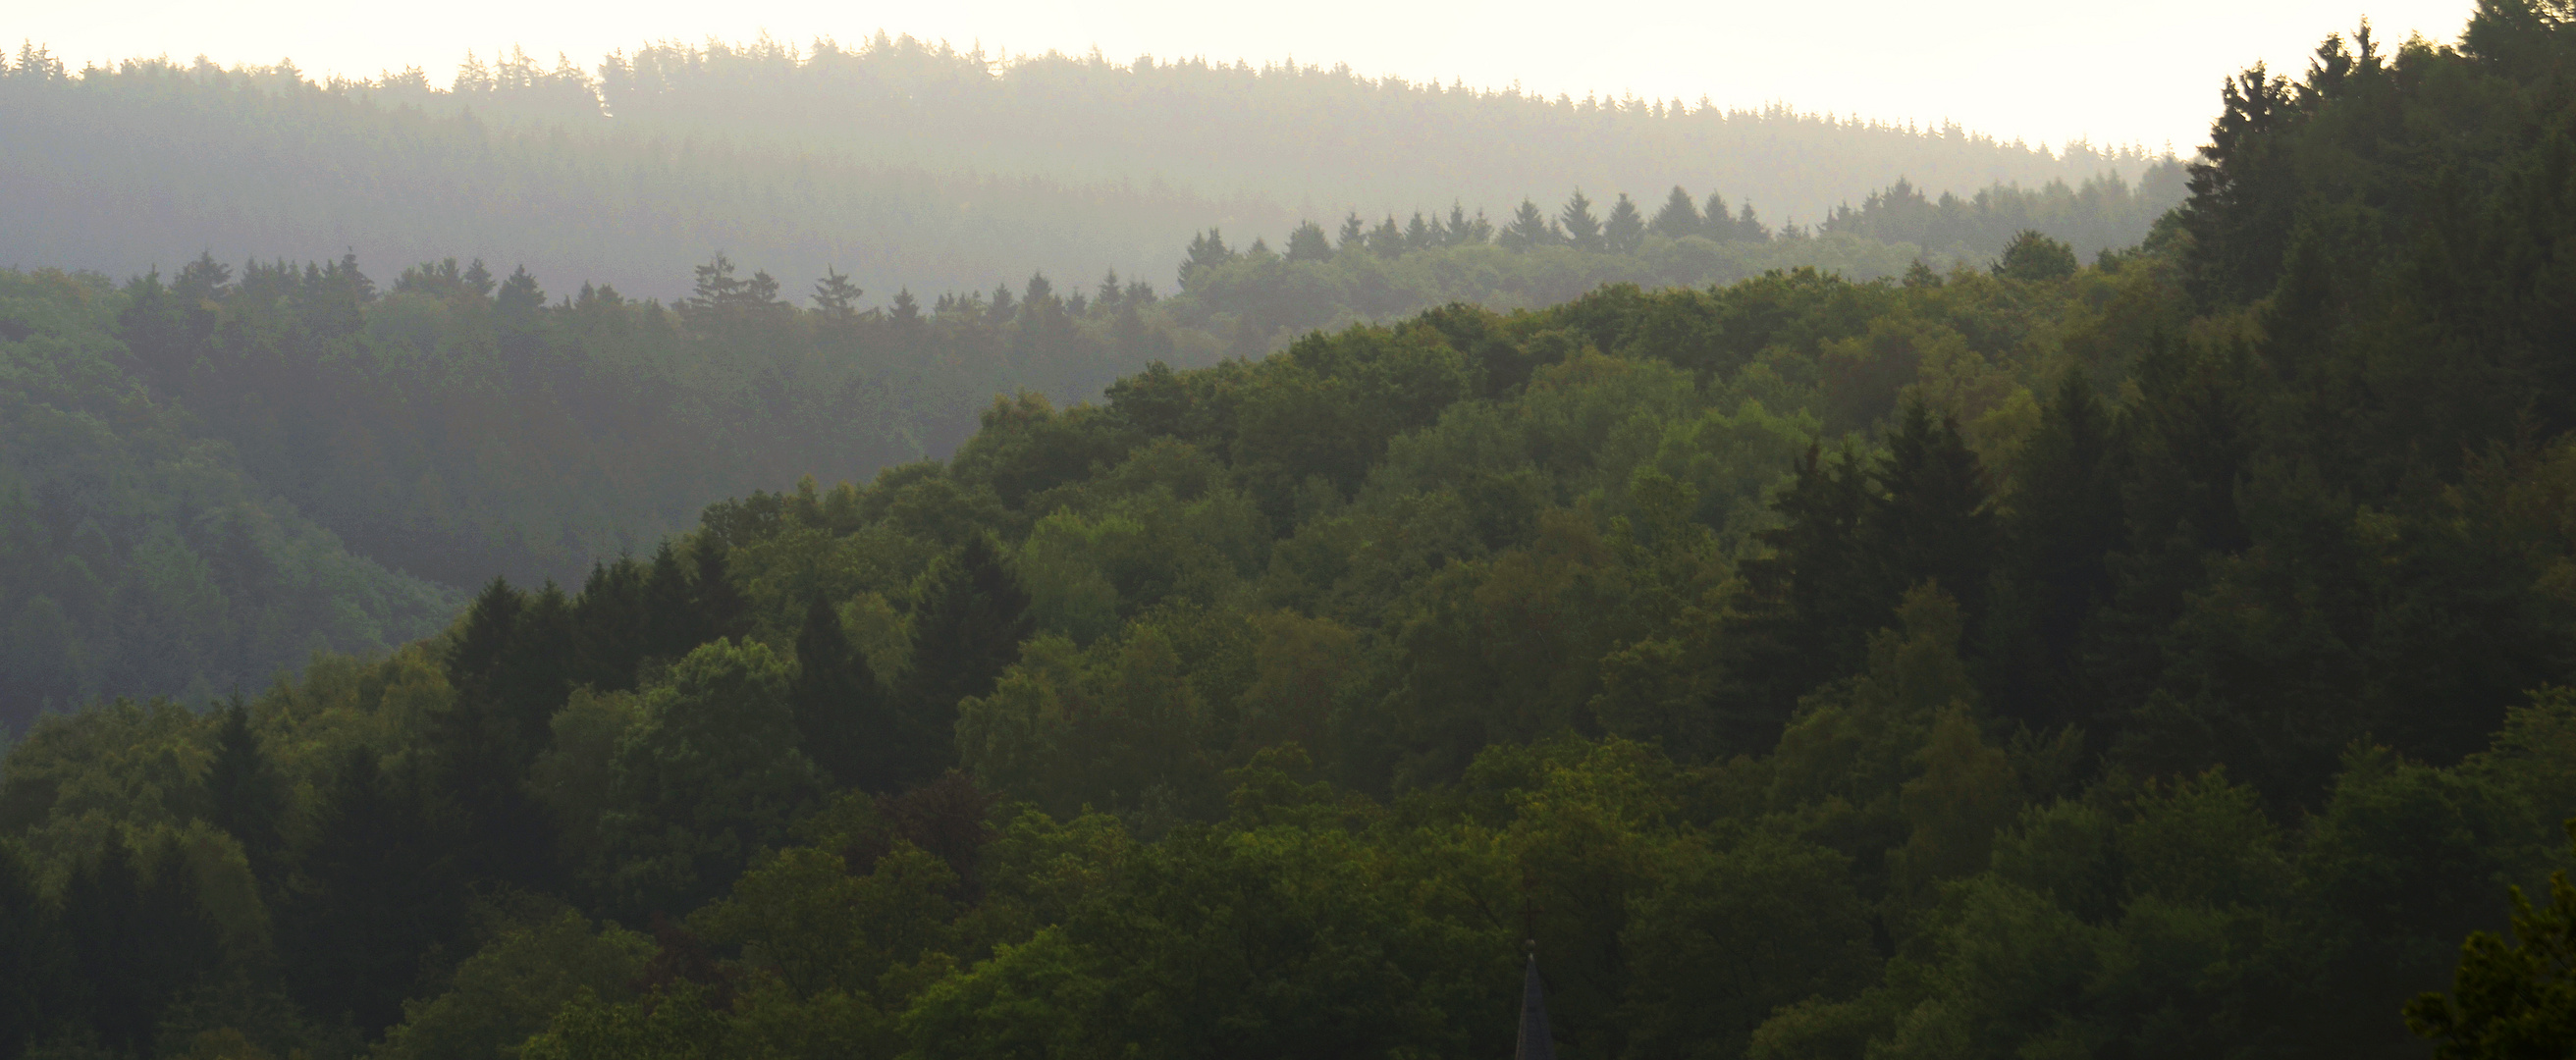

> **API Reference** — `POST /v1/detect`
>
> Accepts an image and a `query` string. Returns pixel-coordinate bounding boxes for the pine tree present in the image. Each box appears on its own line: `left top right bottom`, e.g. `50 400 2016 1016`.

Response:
811 267 864 320
692 539 750 646
1285 221 1333 263
573 558 647 690
1501 199 1555 251
898 536 1034 787
0 840 53 1060
1560 189 1604 251
1404 212 1436 251
284 748 464 1036
204 697 286 885
1869 400 1999 635
1985 372 2126 729
791 595 888 791
1605 192 1646 254
1369 215 1406 258
1337 213 1367 250
1650 186 1702 238
643 543 698 660
58 837 217 1054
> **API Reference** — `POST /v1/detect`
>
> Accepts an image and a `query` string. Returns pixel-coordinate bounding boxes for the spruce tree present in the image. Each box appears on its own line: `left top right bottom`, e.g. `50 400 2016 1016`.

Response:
501 581 576 746
1560 189 1605 251
204 697 286 885
0 840 52 1060
642 543 698 660
1605 192 1647 253
1337 213 1367 250
448 576 522 696
899 536 1034 786
1868 400 1999 635
573 557 648 691
1986 372 2125 729
1285 221 1333 262
691 539 750 645
791 594 887 791
284 748 464 1036
1501 199 1554 250
57 837 216 1054
1650 186 1702 238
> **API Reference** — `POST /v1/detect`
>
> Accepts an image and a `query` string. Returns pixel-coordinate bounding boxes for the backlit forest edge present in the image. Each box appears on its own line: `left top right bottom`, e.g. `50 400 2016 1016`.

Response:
6 8 2576 1060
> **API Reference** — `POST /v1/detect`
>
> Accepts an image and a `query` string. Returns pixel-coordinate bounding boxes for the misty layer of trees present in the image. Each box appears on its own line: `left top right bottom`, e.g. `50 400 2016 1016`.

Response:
0 152 2176 723
7 7 2576 1059
1177 168 2183 339
0 34 2165 303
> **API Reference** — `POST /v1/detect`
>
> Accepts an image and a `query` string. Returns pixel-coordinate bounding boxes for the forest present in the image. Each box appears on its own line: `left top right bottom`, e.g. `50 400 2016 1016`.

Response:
0 35 2172 303
6 5 2576 1060
0 165 2176 717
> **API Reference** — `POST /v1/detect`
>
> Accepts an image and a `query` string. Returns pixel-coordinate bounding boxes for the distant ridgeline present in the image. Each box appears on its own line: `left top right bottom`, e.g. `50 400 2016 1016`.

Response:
10 12 2576 1060
0 35 2168 302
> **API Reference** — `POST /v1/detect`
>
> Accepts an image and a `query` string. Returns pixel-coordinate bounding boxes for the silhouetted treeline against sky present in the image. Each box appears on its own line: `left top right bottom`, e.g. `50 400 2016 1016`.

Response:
0 35 2170 303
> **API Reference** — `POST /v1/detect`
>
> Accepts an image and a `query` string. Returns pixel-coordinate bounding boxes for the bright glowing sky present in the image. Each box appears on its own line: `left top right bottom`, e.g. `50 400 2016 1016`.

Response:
15 0 2480 153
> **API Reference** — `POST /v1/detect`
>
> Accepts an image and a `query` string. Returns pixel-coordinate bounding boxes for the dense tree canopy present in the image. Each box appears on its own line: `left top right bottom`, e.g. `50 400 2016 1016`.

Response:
6 8 2576 1060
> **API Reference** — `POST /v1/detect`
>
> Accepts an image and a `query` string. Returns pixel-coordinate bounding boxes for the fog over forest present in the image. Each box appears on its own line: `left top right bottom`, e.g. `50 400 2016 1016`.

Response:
3 11 2574 1060
2 35 2172 301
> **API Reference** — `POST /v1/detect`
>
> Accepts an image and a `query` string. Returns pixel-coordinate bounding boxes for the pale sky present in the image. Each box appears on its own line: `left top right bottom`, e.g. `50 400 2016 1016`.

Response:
14 0 2479 153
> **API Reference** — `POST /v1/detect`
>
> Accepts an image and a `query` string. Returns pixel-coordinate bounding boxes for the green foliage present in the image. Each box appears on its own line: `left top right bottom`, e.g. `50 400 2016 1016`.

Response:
2408 821 2576 1060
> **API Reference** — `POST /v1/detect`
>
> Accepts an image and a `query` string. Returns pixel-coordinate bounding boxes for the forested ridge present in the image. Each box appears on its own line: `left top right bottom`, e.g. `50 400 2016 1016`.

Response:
0 35 2171 302
0 165 2174 719
8 7 2576 1060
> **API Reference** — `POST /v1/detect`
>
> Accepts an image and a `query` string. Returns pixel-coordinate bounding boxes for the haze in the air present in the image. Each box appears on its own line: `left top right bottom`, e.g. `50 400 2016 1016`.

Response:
17 0 2479 150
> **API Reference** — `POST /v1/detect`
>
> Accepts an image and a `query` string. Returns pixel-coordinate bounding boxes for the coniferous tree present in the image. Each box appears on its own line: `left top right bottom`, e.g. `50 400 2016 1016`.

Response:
1605 192 1647 253
899 535 1034 787
285 748 464 1036
1649 186 1702 238
448 576 523 698
811 267 864 320
503 581 577 745
58 837 217 1055
1501 199 1554 250
643 543 699 660
204 697 286 884
574 557 648 691
1869 400 1999 632
1404 212 1436 251
1336 213 1367 251
691 540 750 646
1560 189 1605 251
790 594 887 791
1985 373 2126 730
1284 221 1333 263
1368 216 1405 258
0 841 54 1060
1703 191 1735 238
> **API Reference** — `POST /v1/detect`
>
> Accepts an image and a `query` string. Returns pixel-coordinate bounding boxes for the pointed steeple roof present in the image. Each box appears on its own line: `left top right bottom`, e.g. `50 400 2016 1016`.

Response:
1515 952 1556 1060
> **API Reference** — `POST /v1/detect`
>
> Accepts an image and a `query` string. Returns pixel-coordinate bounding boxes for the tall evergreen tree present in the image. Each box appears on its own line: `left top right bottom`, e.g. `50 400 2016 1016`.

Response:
691 539 750 646
57 837 217 1055
0 841 55 1060
204 696 286 884
899 535 1034 787
791 594 888 791
1284 222 1333 263
574 557 648 691
1604 192 1647 253
284 748 464 1036
642 543 699 660
1985 372 2126 730
1501 199 1555 251
1869 400 1999 631
1560 189 1605 251
1650 186 1702 238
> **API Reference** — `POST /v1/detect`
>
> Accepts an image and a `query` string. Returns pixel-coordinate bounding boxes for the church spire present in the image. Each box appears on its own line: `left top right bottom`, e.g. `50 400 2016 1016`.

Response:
1515 948 1556 1060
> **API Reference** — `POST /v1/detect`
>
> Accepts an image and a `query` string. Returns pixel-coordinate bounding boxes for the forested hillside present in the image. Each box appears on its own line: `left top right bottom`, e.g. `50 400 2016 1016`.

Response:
0 37 2174 302
0 269 459 721
0 162 2173 713
8 7 2576 1060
